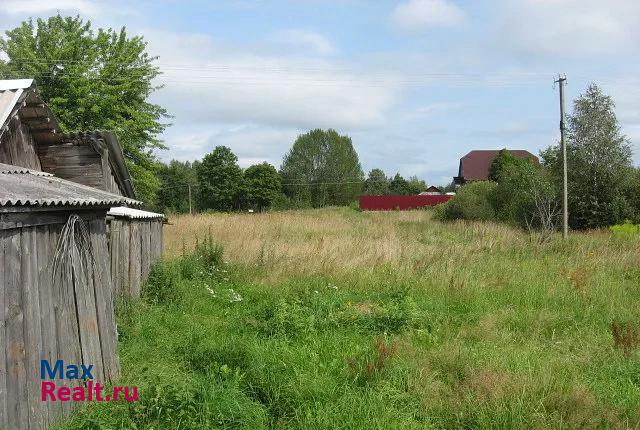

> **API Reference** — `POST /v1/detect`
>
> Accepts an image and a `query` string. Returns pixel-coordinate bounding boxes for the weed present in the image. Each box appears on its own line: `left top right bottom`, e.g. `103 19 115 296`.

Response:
611 320 640 356
347 336 398 385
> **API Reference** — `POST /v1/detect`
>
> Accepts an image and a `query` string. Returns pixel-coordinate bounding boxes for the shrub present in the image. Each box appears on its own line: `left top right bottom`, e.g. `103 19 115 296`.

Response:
610 220 640 237
143 260 181 305
440 181 497 221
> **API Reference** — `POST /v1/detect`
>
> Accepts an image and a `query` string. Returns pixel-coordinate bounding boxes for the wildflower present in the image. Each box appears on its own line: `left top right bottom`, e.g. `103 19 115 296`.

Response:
228 288 243 302
327 284 338 290
205 285 217 297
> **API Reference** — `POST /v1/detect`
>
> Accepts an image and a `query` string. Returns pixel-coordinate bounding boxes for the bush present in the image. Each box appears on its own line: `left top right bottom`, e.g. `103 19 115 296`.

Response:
143 260 180 305
610 220 640 238
440 181 497 221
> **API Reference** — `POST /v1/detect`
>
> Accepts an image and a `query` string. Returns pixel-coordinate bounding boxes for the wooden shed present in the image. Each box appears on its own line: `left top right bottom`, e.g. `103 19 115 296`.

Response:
0 163 140 430
107 207 165 298
0 78 164 295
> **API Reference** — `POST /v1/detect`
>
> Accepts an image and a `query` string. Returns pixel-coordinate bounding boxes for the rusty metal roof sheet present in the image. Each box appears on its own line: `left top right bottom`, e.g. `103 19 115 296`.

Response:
0 162 141 209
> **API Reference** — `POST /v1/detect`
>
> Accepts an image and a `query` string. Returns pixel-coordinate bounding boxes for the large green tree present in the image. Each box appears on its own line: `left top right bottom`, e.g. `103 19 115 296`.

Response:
389 173 411 195
156 160 197 213
197 146 244 211
0 15 168 204
280 129 363 207
541 84 633 229
363 168 390 195
244 162 281 212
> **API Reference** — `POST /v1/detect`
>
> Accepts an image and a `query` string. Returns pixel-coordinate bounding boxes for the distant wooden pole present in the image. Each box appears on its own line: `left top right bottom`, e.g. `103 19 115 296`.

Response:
555 74 568 239
188 184 192 215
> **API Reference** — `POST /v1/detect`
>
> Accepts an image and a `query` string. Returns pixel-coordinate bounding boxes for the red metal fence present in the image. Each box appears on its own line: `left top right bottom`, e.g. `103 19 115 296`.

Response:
359 195 452 211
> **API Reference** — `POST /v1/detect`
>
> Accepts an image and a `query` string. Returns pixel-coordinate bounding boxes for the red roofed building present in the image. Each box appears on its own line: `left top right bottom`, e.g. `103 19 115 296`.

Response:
453 149 538 185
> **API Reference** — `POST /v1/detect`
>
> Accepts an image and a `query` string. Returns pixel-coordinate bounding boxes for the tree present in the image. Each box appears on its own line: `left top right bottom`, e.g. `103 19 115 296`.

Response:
624 167 640 223
389 173 411 195
491 160 558 229
363 168 390 195
0 15 169 204
542 84 633 229
244 162 281 212
407 176 427 194
280 129 363 207
156 160 197 213
197 146 244 211
488 149 532 182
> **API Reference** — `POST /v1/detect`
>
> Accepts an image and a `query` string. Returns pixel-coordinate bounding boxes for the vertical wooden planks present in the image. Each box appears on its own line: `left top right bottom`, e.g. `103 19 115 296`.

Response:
149 221 163 265
5 229 28 429
88 219 119 383
50 222 80 417
140 221 151 284
0 230 8 429
128 222 141 297
71 219 105 383
108 220 121 295
119 221 130 297
21 227 46 429
36 225 62 427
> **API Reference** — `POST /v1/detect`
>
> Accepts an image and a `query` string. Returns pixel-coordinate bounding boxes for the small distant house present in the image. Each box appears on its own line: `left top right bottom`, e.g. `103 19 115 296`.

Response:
419 185 442 196
453 149 538 185
0 79 163 297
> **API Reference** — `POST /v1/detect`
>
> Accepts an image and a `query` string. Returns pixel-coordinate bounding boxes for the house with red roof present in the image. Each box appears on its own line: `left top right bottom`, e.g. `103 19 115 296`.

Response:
453 149 539 185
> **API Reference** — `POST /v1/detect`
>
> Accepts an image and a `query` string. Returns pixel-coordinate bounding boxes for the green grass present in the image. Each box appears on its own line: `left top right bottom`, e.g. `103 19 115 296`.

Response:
56 209 640 429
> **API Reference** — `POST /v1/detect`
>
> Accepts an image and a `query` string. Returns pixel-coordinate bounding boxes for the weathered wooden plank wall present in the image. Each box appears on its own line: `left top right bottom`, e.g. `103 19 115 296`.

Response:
107 219 163 298
37 141 124 196
0 116 42 170
0 214 120 430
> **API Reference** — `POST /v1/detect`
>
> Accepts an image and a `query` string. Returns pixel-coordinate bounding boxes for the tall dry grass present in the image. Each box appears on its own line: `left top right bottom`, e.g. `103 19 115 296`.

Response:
164 207 634 285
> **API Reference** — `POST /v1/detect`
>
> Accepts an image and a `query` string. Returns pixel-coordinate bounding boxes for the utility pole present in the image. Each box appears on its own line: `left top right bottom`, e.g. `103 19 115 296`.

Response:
555 74 568 239
188 184 192 215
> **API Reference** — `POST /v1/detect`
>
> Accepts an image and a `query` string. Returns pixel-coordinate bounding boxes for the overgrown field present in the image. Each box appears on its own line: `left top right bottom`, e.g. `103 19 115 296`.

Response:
59 208 640 429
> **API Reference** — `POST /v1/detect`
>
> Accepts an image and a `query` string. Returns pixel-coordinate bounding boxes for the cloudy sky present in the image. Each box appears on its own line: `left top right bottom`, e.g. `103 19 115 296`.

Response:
1 0 639 185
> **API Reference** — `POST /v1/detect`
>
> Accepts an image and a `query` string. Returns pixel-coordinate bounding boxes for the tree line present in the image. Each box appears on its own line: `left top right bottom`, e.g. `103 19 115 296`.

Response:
155 128 437 213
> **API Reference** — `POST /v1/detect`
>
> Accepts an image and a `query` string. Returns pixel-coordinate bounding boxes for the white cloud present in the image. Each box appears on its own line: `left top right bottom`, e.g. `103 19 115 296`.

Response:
145 29 400 131
160 125 299 168
269 29 336 55
391 0 465 32
0 0 98 15
496 0 640 59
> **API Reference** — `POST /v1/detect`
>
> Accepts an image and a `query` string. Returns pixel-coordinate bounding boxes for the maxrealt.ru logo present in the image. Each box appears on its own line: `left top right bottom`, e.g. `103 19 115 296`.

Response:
40 360 138 402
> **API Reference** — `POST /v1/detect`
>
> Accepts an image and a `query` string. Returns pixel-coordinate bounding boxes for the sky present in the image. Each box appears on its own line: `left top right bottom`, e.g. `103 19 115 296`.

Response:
1 0 639 185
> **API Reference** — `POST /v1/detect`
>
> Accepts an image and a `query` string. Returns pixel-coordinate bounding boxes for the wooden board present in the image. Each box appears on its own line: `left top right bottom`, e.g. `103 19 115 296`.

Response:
36 225 62 426
4 229 28 429
128 222 141 297
89 219 120 382
21 227 46 429
0 230 8 429
140 221 151 284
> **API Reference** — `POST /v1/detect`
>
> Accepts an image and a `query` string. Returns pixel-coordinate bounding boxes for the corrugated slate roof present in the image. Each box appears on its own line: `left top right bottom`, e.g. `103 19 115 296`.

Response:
0 162 141 208
0 164 53 176
107 206 165 220
456 150 538 182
